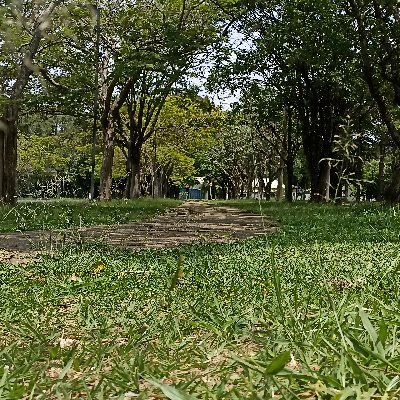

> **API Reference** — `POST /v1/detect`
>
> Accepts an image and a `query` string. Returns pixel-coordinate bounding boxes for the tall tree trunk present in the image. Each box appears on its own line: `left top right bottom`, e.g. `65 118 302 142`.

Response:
221 179 227 200
0 111 18 204
378 140 385 201
246 164 255 199
153 168 162 198
344 181 350 201
99 77 135 201
99 119 115 200
240 181 245 198
0 128 3 200
316 159 331 202
229 182 235 200
233 177 241 199
0 2 60 204
286 158 294 202
276 165 284 202
310 172 319 202
124 152 131 199
265 166 274 201
258 171 265 200
129 146 141 198
285 105 294 202
385 161 400 203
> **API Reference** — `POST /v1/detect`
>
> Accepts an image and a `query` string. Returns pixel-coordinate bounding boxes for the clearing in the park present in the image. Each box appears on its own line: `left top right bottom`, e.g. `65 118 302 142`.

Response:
1 0 400 398
1 199 400 399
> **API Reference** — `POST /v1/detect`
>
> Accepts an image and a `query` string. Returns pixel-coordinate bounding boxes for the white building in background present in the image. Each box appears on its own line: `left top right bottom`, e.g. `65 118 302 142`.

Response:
192 177 205 191
270 180 284 190
251 179 285 199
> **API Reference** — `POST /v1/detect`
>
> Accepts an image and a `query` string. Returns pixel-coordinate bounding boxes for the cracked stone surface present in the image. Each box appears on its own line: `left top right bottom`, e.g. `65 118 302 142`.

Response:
0 201 278 261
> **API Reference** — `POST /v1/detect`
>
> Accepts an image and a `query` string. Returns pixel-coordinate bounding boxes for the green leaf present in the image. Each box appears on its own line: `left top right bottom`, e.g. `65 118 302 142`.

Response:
386 376 400 392
147 379 198 400
332 387 356 400
348 335 395 369
378 319 388 347
230 354 265 374
359 307 378 344
347 335 370 359
0 365 9 398
169 254 185 291
346 354 367 384
59 357 74 380
265 351 291 375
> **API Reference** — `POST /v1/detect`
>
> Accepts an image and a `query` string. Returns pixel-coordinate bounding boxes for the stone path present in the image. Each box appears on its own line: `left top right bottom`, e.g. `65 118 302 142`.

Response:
0 201 278 263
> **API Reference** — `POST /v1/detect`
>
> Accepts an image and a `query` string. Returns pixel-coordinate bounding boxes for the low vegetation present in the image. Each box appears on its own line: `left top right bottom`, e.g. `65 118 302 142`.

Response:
0 199 182 232
1 201 400 399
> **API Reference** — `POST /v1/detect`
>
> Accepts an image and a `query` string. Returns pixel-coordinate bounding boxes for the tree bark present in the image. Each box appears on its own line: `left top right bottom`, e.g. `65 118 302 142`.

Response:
124 151 131 199
5 122 17 204
0 128 3 200
0 109 18 204
344 181 350 201
99 77 135 201
99 119 115 200
276 165 284 202
385 162 400 203
378 140 385 201
286 158 294 202
318 159 331 202
246 164 255 199
129 146 141 198
258 170 265 200
153 168 162 198
265 166 274 200
285 105 294 202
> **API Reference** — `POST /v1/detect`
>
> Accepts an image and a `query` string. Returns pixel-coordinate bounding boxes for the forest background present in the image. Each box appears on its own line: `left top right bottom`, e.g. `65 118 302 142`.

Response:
1 0 399 204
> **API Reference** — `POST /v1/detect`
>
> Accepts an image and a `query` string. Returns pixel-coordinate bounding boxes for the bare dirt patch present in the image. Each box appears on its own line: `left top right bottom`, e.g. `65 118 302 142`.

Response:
0 201 278 261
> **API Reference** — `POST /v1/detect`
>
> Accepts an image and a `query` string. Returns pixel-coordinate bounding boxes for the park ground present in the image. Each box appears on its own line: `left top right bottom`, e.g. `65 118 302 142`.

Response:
1 199 400 399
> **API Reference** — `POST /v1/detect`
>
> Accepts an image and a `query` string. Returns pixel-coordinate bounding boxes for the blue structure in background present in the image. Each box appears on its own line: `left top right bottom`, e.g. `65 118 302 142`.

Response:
179 188 204 200
189 188 203 199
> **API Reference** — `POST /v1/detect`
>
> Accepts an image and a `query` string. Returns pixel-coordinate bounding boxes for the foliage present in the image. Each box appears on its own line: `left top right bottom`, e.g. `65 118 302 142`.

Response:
208 0 391 201
16 115 95 198
207 121 255 190
19 131 90 177
146 95 223 186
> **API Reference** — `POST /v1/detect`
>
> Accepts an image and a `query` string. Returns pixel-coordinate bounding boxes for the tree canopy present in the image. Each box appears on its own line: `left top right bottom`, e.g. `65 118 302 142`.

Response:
1 0 400 202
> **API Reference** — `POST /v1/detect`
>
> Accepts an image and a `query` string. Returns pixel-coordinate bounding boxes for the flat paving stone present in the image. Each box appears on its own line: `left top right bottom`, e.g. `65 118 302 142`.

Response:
0 201 278 261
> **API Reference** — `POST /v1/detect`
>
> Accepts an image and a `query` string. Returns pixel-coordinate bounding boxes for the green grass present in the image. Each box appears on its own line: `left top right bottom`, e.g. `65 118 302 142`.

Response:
217 200 400 244
1 201 400 399
0 198 182 232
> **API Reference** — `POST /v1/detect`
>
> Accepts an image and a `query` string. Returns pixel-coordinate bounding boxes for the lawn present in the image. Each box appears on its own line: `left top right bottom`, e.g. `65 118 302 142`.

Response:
0 198 182 232
1 201 400 399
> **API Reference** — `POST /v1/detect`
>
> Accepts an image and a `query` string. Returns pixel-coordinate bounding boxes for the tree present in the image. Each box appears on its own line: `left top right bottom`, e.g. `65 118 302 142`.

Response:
210 0 363 201
346 0 400 201
18 123 93 198
149 94 222 197
239 85 301 201
94 0 235 200
0 0 64 204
